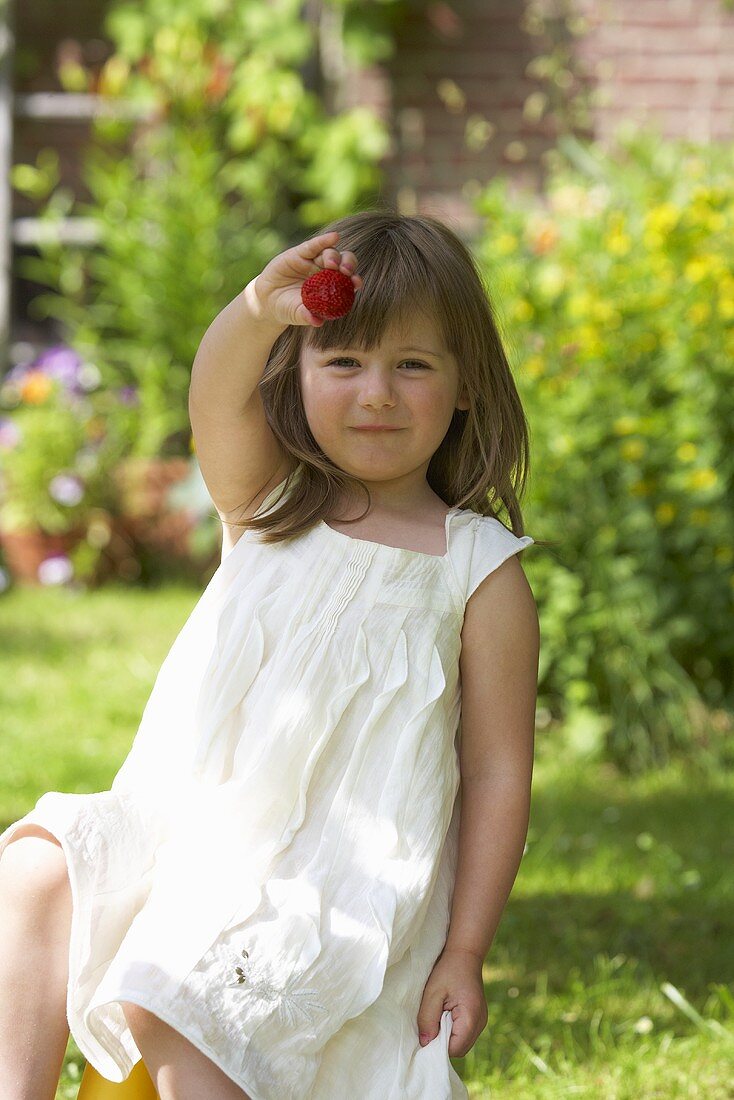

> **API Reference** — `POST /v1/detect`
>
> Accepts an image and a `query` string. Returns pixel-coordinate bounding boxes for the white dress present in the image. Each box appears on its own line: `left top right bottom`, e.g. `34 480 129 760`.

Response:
0 463 534 1100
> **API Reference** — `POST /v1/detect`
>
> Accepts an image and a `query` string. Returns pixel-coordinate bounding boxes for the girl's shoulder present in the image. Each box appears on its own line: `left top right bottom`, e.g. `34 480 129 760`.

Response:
450 510 534 604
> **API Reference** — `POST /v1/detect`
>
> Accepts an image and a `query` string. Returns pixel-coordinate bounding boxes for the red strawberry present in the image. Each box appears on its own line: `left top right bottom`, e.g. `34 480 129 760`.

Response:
301 269 356 320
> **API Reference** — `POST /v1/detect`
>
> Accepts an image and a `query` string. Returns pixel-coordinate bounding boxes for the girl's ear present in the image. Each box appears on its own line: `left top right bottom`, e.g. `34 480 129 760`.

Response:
456 386 470 412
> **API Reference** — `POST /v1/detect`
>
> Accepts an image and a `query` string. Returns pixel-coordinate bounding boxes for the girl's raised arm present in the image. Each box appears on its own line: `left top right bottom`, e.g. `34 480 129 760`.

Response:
188 232 361 524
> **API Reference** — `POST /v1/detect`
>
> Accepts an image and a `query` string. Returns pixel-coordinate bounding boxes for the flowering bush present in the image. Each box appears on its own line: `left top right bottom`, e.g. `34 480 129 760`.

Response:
473 129 734 772
0 344 136 534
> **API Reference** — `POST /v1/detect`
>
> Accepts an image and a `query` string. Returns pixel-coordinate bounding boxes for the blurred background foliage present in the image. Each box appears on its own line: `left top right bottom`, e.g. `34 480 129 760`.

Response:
10 0 400 458
474 131 733 774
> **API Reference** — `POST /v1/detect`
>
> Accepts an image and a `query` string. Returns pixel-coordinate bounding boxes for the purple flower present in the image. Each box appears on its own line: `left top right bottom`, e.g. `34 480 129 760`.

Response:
117 385 139 405
38 554 74 585
0 417 21 450
5 345 91 397
48 473 85 506
34 345 83 383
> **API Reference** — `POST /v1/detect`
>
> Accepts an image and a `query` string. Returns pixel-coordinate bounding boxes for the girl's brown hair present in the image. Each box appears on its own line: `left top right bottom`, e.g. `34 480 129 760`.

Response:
224 206 535 545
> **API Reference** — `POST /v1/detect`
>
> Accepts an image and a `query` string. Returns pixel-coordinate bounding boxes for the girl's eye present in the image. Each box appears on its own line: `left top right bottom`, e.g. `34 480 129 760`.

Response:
328 358 427 370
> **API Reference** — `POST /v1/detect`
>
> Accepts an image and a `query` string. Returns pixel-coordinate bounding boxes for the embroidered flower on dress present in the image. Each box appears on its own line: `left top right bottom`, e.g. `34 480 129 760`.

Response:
226 944 329 1028
231 948 251 986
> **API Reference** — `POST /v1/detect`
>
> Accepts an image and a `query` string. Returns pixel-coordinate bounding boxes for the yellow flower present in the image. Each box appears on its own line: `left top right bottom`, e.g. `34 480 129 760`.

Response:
605 230 632 256
189 433 197 454
630 479 652 497
714 545 733 565
690 508 711 525
524 355 545 378
613 416 638 435
686 301 711 325
576 325 603 356
513 299 533 321
655 502 677 524
676 442 697 462
717 296 734 320
494 232 517 256
692 184 727 206
592 301 617 323
620 439 645 460
644 203 679 236
687 467 717 491
684 257 710 283
567 292 593 320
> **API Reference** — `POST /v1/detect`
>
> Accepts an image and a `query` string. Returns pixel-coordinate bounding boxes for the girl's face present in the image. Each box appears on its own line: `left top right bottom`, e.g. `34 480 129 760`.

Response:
299 313 469 506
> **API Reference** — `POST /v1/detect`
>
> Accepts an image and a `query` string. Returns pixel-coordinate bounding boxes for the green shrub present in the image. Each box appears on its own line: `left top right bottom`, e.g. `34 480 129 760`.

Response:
474 130 734 773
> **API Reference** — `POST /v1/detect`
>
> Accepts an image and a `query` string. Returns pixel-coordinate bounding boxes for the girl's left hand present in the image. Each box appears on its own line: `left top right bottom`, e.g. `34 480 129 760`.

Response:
416 947 488 1058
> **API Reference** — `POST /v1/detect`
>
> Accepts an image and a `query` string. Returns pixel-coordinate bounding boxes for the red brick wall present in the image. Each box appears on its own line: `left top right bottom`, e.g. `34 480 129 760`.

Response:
375 0 559 236
575 0 734 145
348 0 734 233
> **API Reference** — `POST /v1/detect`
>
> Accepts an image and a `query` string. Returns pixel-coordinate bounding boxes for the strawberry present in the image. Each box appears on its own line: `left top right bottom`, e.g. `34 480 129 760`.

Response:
301 269 356 320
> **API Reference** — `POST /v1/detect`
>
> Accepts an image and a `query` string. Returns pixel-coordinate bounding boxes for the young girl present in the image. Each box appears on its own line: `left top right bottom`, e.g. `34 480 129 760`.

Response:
0 210 539 1100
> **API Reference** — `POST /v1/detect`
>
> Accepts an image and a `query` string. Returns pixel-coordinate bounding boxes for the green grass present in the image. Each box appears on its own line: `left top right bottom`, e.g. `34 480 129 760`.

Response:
1 583 732 1099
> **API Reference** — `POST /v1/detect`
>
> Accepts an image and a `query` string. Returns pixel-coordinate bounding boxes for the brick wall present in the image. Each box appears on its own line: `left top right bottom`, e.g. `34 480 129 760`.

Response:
361 0 734 233
376 0 560 237
575 0 734 145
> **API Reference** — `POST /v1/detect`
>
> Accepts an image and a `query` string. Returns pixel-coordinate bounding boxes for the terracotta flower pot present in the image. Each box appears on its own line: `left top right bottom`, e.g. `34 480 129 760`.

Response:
0 524 87 585
112 456 195 558
111 456 220 578
0 515 138 588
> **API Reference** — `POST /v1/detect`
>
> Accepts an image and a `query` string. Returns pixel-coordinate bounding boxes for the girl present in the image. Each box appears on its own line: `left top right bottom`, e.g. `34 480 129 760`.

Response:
0 209 539 1100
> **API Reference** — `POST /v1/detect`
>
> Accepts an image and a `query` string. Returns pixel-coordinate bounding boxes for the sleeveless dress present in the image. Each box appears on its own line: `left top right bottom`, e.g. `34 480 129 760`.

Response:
0 463 534 1100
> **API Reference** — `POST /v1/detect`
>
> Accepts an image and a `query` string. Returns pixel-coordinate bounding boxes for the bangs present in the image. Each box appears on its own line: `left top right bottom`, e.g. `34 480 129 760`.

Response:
303 232 444 354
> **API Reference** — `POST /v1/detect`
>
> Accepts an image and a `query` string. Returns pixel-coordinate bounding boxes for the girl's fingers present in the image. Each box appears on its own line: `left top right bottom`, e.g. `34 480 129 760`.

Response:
298 231 339 258
286 233 362 291
297 301 325 326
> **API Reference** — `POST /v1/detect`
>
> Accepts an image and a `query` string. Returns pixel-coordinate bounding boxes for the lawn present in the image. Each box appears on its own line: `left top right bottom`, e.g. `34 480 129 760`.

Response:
1 582 732 1099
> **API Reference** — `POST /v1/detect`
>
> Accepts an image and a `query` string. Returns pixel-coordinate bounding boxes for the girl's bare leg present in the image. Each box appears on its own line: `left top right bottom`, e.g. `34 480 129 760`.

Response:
121 1003 253 1100
0 825 73 1100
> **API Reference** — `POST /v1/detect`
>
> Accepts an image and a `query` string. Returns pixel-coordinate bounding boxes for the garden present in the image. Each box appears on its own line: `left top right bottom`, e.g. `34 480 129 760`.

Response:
1 0 732 1096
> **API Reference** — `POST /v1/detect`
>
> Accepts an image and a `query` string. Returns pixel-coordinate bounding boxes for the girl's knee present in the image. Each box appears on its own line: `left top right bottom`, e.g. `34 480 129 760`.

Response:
0 827 71 913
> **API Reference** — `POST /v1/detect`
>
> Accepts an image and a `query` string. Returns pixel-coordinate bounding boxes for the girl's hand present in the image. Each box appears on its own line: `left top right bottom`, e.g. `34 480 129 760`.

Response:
417 947 488 1059
248 230 363 328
